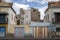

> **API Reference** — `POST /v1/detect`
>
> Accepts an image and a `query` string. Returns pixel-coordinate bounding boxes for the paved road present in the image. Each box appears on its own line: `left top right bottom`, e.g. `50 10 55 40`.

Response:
0 37 60 40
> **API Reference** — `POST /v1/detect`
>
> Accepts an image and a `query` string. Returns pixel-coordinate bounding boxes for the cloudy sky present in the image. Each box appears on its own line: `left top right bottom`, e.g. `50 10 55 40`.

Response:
4 0 59 19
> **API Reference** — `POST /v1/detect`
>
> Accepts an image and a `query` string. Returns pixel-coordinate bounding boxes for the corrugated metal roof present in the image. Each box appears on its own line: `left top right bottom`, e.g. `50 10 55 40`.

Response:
30 22 51 26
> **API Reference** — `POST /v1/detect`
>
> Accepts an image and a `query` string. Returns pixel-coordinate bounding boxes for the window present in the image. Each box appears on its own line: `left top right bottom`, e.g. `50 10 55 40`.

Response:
20 21 23 25
0 0 1 2
26 15 28 18
0 27 5 32
39 15 40 17
56 28 60 32
33 10 35 12
55 13 60 23
21 22 23 23
17 20 20 25
0 14 6 23
47 15 49 22
34 20 37 21
12 14 13 20
47 15 49 19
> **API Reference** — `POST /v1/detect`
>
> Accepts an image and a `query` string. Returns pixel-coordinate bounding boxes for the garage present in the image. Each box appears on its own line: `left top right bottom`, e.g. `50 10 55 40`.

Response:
34 27 48 38
34 27 42 38
30 22 50 38
0 27 6 37
30 27 34 37
14 27 24 37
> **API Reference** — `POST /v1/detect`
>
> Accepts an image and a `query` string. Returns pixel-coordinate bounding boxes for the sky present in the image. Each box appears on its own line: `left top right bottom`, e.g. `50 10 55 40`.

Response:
4 0 59 20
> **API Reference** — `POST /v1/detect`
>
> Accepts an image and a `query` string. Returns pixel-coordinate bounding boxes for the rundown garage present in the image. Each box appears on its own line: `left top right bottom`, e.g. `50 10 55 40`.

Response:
30 22 50 38
34 27 48 38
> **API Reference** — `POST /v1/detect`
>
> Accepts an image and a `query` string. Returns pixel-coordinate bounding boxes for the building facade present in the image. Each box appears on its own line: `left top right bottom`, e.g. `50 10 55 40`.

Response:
30 22 50 38
0 0 16 37
31 8 40 22
20 8 25 25
19 8 41 25
44 1 60 37
14 8 50 38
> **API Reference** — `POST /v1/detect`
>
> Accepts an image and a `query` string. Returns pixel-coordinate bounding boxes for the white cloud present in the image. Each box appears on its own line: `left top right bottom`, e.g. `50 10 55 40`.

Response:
27 0 60 4
4 0 12 2
13 3 29 9
39 6 48 20
27 0 60 20
27 0 34 2
13 3 29 14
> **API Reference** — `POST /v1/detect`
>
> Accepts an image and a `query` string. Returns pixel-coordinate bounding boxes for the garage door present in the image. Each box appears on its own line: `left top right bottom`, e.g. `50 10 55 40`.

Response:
15 27 24 37
35 27 42 38
35 27 48 38
0 27 6 37
38 27 42 38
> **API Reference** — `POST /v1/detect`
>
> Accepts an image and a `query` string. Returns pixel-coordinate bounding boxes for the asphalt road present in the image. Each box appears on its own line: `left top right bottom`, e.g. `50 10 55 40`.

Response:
0 37 60 40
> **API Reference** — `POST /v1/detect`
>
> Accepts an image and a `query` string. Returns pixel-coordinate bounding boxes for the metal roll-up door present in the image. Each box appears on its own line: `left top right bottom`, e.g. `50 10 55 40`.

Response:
15 27 24 37
30 27 34 37
38 27 42 38
35 27 42 38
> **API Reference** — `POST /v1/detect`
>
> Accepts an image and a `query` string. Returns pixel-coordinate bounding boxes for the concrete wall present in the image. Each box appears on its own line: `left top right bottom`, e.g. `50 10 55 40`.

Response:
9 25 30 34
8 8 16 25
24 10 31 25
31 8 40 22
0 2 12 6
0 7 16 25
0 7 16 33
45 8 60 24
44 9 52 22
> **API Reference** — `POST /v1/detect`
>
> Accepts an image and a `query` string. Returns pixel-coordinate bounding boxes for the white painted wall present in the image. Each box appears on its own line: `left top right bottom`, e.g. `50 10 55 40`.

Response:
24 10 31 25
45 8 60 27
1 7 16 25
45 8 60 23
8 8 16 25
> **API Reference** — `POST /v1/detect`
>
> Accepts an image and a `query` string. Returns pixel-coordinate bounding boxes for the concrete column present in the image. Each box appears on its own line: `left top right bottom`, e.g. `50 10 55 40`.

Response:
0 8 1 12
42 27 44 38
45 27 48 38
34 27 35 38
37 26 38 38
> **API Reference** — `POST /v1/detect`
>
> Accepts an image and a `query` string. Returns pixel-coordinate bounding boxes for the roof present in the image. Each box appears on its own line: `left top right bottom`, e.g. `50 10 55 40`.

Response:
30 22 51 26
0 12 8 15
48 1 60 6
45 1 60 13
0 6 16 14
44 8 49 13
16 14 20 19
0 2 16 14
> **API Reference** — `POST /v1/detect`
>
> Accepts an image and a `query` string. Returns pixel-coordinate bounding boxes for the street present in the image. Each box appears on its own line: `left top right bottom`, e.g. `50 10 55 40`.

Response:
0 37 60 40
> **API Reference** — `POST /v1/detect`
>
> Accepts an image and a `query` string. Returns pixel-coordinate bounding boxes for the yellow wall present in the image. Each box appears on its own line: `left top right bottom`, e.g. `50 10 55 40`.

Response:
24 25 30 33
9 25 30 34
0 24 8 33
